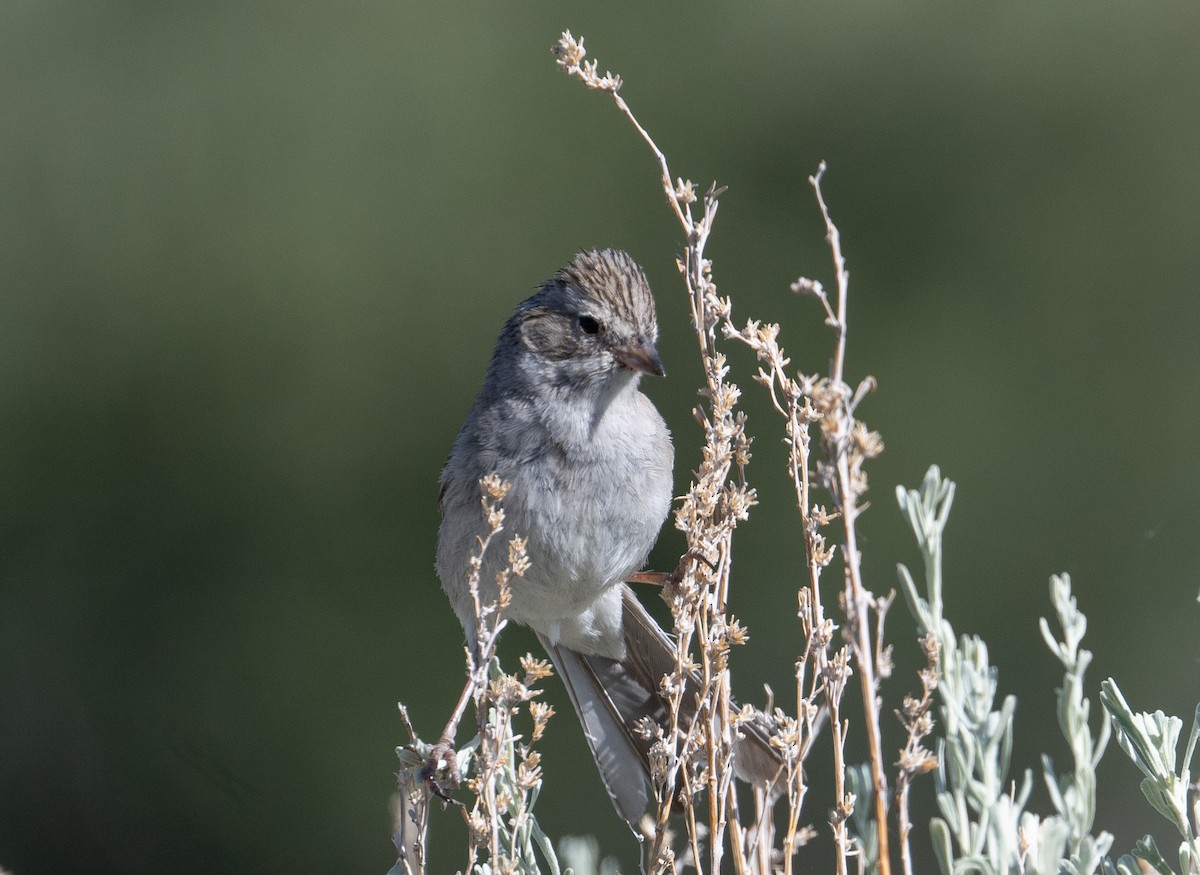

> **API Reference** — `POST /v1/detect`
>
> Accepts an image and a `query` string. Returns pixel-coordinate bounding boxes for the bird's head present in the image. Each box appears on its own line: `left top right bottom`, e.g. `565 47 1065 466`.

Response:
515 249 665 391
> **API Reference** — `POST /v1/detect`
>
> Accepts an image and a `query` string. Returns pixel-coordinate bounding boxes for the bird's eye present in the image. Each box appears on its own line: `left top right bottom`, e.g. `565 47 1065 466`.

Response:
578 315 601 335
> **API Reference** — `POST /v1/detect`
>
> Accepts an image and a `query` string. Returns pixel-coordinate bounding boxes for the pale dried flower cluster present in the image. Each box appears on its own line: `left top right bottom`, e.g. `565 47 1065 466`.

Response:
894 632 940 875
393 476 559 875
457 477 553 875
553 31 622 93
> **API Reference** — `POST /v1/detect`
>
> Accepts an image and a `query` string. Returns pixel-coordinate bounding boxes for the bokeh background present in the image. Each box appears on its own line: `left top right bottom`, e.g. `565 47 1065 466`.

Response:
2 3 1198 873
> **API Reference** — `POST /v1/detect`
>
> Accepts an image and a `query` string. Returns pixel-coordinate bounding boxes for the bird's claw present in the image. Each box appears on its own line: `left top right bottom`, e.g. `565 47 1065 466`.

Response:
420 738 461 804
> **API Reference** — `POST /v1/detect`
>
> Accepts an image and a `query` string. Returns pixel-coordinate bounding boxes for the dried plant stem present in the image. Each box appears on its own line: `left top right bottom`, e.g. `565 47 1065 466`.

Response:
782 611 820 875
553 30 894 875
896 775 914 875
756 325 846 874
609 89 693 241
828 671 852 875
724 163 893 873
394 705 430 875
463 477 518 871
810 165 893 875
841 494 891 873
813 166 849 385
554 31 757 875
895 634 940 875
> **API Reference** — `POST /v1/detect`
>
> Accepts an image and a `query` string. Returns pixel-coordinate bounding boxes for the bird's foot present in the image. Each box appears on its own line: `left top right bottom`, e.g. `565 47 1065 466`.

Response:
627 549 718 595
626 570 674 587
420 737 462 804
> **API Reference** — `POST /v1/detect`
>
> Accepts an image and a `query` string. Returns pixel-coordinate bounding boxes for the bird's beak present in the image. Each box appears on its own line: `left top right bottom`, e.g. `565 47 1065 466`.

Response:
614 336 666 377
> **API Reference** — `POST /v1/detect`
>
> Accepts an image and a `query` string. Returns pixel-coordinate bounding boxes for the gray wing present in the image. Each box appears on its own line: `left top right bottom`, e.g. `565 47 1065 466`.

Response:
538 585 787 827
537 631 652 826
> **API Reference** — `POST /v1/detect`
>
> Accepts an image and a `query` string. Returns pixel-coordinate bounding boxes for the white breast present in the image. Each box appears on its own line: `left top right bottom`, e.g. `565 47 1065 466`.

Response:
501 386 672 656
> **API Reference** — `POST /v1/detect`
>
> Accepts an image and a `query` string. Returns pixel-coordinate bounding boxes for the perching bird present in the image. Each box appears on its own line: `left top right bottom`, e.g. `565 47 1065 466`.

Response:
436 249 779 824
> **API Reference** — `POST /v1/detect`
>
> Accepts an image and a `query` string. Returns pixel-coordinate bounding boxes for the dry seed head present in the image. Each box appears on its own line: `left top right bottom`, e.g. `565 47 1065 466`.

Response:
529 700 554 741
853 422 884 459
488 674 527 708
914 713 934 737
709 638 730 672
517 757 543 791
788 826 818 850
552 32 622 92
493 576 512 611
506 535 530 576
480 473 509 502
726 617 750 647
720 484 755 522
633 715 659 742
829 647 852 684
790 276 825 298
675 178 697 204
812 504 837 526
466 810 489 844
814 618 837 650
836 792 856 821
520 654 553 684
552 31 586 69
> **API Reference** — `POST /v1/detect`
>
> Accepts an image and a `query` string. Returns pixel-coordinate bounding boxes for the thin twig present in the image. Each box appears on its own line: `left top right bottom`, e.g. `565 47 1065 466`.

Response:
808 165 892 875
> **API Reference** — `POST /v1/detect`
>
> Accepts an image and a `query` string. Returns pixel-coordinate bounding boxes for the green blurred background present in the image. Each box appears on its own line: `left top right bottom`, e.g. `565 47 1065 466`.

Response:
2 3 1198 873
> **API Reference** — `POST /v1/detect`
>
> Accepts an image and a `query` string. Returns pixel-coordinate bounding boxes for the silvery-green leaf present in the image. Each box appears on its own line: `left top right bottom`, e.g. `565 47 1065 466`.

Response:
1183 703 1200 778
930 817 954 875
1130 835 1173 875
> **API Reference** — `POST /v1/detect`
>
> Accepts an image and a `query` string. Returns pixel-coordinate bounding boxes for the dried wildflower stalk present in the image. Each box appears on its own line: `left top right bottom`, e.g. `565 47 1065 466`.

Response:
556 31 764 875
393 704 433 875
724 168 893 874
393 476 561 875
555 30 889 875
457 477 557 875
894 633 939 875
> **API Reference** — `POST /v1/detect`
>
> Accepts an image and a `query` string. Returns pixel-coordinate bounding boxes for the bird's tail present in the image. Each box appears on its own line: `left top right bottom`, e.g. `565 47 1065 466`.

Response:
537 585 784 826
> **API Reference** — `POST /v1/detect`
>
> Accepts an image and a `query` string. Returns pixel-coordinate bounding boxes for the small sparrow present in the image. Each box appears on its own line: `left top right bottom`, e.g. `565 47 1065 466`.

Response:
436 249 777 824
